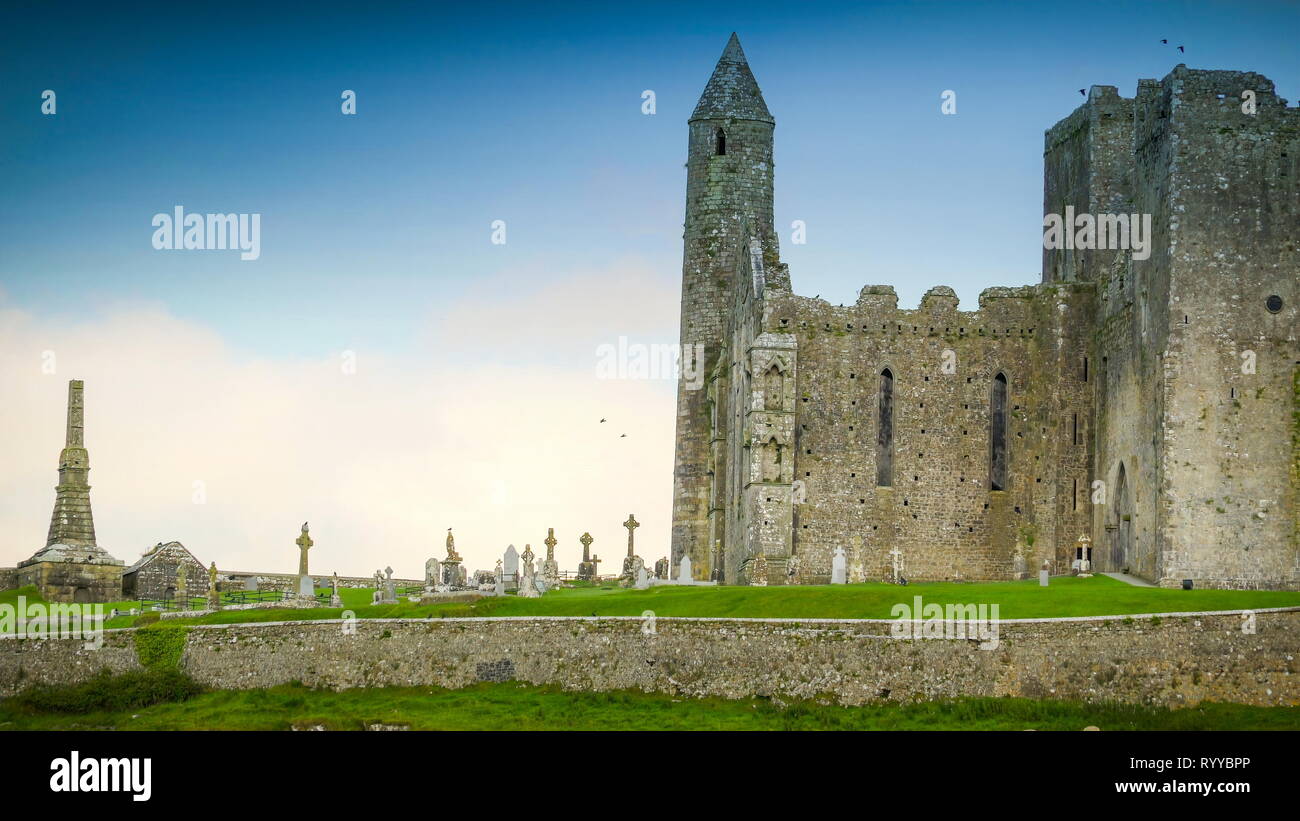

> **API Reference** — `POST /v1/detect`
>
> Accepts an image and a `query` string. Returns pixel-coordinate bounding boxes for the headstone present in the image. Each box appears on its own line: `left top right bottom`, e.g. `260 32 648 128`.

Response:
207 561 221 610
634 565 650 590
830 546 847 584
621 514 641 582
518 548 540 598
678 554 693 583
329 571 343 607
503 544 520 591
425 557 442 591
541 528 561 587
654 557 668 579
296 522 314 597
243 576 259 592
577 532 598 581
889 547 905 585
1039 560 1050 587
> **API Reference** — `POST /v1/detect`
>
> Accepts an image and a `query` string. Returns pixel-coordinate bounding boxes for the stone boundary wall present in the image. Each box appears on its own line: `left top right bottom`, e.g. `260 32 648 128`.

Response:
2 609 1297 707
220 572 422 594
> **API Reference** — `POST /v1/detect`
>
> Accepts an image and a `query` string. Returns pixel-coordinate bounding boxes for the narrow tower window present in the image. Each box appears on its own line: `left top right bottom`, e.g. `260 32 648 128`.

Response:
877 368 894 487
714 128 726 156
990 372 1008 491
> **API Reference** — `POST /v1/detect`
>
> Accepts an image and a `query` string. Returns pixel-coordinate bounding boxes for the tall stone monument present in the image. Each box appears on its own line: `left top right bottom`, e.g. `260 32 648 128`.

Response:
577 532 598 581
541 528 560 588
442 528 462 588
503 544 519 591
295 522 314 598
621 514 641 581
17 380 124 603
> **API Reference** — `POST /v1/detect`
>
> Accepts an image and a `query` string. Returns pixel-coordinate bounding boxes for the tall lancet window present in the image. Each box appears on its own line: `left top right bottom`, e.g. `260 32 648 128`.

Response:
876 368 894 487
715 127 726 156
990 372 1008 491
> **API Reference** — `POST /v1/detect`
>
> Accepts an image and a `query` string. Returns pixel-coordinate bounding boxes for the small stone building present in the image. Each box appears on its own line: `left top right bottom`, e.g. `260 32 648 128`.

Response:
121 541 207 602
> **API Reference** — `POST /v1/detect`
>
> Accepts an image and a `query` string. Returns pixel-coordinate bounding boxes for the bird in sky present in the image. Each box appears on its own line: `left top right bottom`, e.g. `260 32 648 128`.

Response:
1178 45 1185 52
600 418 606 423
1079 89 1086 97
620 433 627 438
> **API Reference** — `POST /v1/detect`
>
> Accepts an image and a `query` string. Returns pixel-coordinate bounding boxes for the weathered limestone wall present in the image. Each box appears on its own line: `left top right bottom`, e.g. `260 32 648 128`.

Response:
0 568 15 592
1145 68 1299 589
738 283 1095 583
3 611 1296 708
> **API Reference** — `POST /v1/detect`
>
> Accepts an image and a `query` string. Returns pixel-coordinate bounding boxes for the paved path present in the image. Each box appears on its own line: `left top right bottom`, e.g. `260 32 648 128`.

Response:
1100 571 1157 588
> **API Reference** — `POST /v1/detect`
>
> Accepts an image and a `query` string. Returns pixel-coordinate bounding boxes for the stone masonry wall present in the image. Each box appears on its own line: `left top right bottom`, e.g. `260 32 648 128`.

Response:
0 568 15 592
2 611 1297 708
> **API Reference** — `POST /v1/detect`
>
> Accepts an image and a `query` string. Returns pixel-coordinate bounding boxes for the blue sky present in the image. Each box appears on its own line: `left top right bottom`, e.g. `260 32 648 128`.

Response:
1 1 1297 573
4 0 1298 357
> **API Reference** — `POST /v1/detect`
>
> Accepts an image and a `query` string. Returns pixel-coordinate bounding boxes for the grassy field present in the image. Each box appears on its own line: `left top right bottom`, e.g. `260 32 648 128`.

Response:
85 574 1300 628
6 576 1299 630
2 674 1297 731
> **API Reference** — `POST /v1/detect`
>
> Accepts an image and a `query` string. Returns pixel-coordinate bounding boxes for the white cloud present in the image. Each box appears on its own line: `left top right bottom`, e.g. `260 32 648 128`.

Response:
0 265 680 581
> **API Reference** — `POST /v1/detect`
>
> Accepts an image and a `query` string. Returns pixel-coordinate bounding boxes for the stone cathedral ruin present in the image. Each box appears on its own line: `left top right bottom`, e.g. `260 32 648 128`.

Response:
670 35 1298 589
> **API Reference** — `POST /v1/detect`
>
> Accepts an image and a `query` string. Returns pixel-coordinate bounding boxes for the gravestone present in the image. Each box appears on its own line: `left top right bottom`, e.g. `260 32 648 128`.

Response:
1039 560 1050 587
518 548 540 599
207 562 222 610
634 565 650 590
329 571 343 607
654 557 668 579
678 554 693 583
425 557 442 591
830 546 847 585
541 528 560 588
503 545 520 592
295 523 315 598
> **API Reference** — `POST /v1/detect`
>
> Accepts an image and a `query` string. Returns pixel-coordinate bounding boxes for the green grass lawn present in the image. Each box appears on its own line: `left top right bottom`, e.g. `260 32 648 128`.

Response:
77 574 1300 628
7 576 1300 631
2 675 1297 731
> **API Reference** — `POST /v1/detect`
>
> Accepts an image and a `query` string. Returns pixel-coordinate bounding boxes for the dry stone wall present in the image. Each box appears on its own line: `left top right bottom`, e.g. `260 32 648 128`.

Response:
3 611 1297 708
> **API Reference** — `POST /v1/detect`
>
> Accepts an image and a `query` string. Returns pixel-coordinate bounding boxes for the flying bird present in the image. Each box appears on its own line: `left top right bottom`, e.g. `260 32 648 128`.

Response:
1079 89 1086 97
1160 38 1167 44
620 433 627 438
1178 45 1184 53
600 418 606 423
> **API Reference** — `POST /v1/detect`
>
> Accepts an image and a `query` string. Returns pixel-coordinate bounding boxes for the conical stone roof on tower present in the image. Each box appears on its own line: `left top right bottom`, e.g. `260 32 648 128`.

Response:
690 33 774 124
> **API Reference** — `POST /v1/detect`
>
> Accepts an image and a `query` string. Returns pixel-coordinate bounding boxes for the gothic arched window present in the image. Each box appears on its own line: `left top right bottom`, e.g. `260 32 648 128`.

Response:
715 128 726 156
877 368 894 487
990 372 1008 490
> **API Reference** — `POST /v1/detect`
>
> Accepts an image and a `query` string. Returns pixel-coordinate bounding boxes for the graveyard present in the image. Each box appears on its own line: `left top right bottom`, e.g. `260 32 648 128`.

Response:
4 573 1295 631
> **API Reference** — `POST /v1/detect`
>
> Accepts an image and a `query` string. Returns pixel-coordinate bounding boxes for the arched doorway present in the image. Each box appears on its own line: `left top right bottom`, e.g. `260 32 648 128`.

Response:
1110 463 1133 571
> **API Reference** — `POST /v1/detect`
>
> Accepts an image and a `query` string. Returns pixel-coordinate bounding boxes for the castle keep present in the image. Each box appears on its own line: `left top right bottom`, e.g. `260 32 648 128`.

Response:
671 35 1299 589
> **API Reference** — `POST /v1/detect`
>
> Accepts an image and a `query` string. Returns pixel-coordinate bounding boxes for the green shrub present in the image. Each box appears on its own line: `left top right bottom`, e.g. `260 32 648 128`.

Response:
10 669 203 714
134 624 191 670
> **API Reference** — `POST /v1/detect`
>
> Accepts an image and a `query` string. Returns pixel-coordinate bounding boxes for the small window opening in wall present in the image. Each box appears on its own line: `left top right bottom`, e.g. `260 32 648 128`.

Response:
1073 478 1078 511
714 128 726 155
1072 413 1079 445
1082 357 1089 382
1184 315 1189 324
1230 387 1236 399
1266 295 1283 313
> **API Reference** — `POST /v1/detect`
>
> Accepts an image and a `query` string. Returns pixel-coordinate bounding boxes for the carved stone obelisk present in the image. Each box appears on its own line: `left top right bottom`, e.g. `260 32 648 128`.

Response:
17 380 123 603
